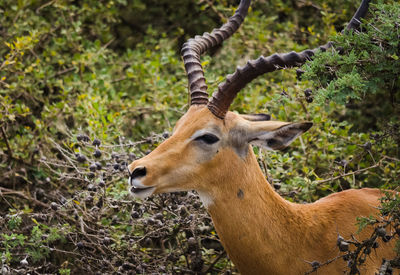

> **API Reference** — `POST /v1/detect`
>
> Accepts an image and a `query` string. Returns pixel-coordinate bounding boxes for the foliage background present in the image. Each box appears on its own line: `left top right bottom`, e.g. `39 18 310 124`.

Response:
0 0 399 274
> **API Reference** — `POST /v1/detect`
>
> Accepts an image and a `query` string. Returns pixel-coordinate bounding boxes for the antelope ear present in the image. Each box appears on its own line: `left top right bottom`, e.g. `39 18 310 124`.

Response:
248 122 312 150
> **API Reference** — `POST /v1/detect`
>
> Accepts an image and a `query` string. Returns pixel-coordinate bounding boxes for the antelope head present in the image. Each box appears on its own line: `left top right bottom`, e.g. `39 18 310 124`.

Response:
128 105 312 200
127 0 370 202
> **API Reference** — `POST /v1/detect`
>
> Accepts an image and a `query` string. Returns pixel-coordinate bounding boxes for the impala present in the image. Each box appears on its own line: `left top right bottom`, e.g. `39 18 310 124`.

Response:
128 0 396 274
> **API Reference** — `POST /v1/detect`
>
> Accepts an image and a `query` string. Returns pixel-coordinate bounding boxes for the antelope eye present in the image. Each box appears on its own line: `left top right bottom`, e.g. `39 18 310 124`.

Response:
195 134 220 145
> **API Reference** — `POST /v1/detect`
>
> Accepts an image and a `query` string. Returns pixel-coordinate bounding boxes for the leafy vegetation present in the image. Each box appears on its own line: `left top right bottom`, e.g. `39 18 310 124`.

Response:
0 0 399 274
303 1 400 132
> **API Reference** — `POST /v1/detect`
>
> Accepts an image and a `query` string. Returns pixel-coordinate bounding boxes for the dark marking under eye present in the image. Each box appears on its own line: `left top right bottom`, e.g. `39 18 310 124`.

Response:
237 189 244 199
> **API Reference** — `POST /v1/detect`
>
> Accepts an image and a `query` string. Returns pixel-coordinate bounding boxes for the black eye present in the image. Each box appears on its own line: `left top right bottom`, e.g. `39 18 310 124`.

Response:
195 134 220 145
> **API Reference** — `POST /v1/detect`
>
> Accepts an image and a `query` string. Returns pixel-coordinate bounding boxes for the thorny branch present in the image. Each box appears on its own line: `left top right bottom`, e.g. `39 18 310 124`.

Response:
315 156 397 185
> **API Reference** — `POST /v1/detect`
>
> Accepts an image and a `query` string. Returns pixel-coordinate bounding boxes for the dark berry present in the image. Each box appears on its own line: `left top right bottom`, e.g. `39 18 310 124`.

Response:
87 184 96 192
85 195 93 204
103 237 112 245
311 261 320 269
36 188 45 199
193 201 201 209
77 242 84 249
96 197 103 208
128 153 137 160
339 241 349 252
304 88 312 97
92 138 101 146
76 154 87 163
363 142 372 150
77 134 90 142
131 211 140 219
111 152 118 159
50 202 59 210
154 213 163 220
337 235 345 246
95 162 102 170
382 235 392 242
273 181 281 190
143 237 152 247
113 163 120 170
89 163 97 172
162 132 169 138
146 217 156 225
376 227 386 237
98 179 105 188
122 263 132 270
188 237 197 247
296 69 305 80
93 149 102 158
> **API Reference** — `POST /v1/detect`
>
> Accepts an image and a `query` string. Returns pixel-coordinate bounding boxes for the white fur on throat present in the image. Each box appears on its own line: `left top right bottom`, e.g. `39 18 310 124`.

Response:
197 191 214 208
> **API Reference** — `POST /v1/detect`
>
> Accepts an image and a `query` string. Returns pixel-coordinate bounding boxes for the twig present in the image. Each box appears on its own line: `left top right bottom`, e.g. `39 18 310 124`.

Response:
110 76 130 83
0 186 48 208
204 251 226 273
203 0 227 21
1 125 13 161
49 138 80 172
0 53 16 70
304 254 344 275
54 67 75 77
35 0 55 14
315 157 391 185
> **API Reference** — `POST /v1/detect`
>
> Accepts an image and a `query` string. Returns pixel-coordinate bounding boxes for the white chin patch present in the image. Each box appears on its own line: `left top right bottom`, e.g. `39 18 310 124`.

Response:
128 177 156 199
197 191 214 208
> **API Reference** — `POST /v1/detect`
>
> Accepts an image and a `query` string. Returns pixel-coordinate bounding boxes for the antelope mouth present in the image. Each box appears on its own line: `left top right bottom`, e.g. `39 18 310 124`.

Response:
128 179 156 199
130 185 155 194
129 186 156 199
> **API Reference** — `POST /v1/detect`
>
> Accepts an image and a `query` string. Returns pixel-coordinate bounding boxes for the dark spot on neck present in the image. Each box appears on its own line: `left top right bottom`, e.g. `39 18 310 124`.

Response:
237 189 244 199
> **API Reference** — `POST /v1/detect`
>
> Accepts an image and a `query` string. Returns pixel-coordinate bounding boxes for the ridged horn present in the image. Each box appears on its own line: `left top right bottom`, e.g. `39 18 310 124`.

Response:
181 0 251 106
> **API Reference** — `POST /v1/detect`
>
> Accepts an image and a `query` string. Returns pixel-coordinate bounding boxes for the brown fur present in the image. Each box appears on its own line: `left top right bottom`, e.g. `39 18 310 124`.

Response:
128 106 396 274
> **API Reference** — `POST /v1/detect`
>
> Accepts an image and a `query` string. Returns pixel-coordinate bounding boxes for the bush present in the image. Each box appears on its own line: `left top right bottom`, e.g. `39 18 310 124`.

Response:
303 1 400 132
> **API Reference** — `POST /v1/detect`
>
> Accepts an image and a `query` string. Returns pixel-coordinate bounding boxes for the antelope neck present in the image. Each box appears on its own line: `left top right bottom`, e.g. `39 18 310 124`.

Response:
204 150 305 274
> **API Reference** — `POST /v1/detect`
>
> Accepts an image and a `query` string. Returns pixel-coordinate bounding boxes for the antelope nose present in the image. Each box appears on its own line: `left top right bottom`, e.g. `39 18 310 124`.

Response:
129 166 147 182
